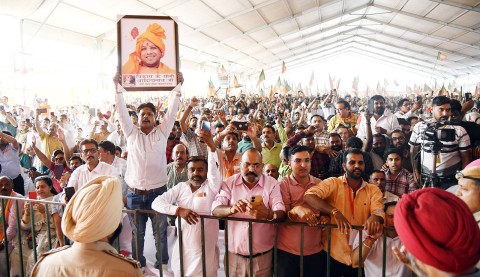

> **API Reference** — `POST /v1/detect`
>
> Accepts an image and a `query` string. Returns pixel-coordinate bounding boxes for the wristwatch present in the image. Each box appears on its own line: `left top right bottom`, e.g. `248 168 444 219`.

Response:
267 211 277 221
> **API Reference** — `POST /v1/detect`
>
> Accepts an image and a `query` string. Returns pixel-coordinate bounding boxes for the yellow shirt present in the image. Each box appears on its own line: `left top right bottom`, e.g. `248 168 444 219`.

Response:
327 113 359 132
305 176 384 265
39 132 63 165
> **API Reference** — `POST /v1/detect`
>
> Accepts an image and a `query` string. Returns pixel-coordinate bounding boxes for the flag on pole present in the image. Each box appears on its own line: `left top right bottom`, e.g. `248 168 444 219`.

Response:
256 69 265 88
281 61 287 74
233 74 241 88
336 78 341 90
376 81 381 94
424 83 433 93
437 51 447 61
309 71 315 87
474 83 479 97
352 76 359 92
208 78 216 97
220 65 228 77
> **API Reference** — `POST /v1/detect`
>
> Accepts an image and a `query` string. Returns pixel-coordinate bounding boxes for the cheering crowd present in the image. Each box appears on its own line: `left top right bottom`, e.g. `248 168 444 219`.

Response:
1 77 480 276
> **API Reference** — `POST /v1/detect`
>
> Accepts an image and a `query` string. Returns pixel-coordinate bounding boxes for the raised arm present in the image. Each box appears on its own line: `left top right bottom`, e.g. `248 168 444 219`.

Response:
30 136 52 168
113 74 135 137
179 97 198 134
35 109 46 137
0 131 19 150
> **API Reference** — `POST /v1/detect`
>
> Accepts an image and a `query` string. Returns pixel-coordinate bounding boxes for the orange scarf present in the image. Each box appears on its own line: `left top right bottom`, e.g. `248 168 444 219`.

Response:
0 191 12 242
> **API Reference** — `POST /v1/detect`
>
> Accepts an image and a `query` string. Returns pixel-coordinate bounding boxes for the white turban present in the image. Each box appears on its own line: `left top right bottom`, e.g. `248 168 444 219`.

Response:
62 176 123 243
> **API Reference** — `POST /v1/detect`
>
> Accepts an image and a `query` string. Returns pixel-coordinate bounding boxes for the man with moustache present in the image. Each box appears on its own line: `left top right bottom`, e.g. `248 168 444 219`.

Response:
351 201 412 277
305 148 384 276
212 148 286 277
264 163 280 180
165 121 182 164
152 130 221 277
369 170 399 203
179 97 208 157
409 96 471 189
166 144 189 190
390 130 413 173
357 95 401 140
67 139 119 191
0 176 24 277
34 109 63 173
0 131 25 195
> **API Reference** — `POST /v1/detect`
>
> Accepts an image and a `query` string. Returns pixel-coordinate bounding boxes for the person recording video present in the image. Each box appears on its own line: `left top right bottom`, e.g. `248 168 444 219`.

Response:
409 96 471 189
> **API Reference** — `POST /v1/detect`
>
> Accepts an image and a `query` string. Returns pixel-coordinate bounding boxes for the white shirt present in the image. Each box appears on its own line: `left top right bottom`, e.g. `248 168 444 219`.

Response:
0 144 22 178
352 231 412 277
67 161 120 191
152 151 221 277
115 90 180 190
357 111 401 139
107 131 127 153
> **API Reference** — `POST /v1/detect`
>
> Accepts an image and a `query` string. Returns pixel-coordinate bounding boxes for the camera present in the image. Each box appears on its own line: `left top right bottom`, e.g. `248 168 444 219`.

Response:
424 123 456 142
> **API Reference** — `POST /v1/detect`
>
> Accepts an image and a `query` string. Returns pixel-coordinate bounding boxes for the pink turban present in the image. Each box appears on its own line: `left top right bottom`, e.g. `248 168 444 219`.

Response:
394 188 480 274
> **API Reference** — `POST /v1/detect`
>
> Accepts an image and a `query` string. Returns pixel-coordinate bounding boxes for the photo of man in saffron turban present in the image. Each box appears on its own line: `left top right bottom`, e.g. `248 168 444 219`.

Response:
122 23 176 75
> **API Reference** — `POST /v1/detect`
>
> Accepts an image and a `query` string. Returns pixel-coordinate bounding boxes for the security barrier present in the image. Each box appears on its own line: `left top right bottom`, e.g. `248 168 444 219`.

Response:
1 195 391 277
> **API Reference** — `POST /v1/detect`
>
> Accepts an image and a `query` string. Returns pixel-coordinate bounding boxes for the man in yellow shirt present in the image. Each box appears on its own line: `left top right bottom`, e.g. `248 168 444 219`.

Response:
328 100 358 135
305 148 384 276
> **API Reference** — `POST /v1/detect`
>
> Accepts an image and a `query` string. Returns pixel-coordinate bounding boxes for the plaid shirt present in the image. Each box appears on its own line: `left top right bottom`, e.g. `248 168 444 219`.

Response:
180 128 208 157
383 168 417 197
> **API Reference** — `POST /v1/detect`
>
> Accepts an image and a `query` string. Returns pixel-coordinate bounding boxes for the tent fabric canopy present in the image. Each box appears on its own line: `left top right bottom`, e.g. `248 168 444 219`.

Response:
2 0 480 79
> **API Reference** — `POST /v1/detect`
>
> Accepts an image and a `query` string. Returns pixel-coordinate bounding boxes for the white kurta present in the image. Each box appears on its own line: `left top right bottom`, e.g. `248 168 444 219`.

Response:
152 151 221 277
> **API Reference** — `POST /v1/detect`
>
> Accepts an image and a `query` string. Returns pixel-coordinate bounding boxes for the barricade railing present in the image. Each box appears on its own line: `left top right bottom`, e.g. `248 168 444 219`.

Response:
1 195 390 277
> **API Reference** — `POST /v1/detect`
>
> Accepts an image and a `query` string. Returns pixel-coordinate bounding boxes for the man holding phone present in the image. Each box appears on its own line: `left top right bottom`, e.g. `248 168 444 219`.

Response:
212 148 285 277
394 98 422 120
357 95 401 140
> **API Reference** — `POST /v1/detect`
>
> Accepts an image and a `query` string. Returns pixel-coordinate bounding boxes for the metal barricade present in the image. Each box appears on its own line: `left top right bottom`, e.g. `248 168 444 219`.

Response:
1 195 391 277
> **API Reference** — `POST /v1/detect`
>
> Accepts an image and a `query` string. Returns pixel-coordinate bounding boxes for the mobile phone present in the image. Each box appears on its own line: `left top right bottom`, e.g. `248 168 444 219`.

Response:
50 112 55 116
201 121 211 131
465 93 472 101
53 165 64 180
232 121 248 131
416 96 422 102
250 195 263 207
367 100 375 114
28 191 37 200
64 187 75 201
37 108 47 113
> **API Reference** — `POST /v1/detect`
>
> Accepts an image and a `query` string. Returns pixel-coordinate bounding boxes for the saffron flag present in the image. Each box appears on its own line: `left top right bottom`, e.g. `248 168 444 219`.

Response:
256 69 265 88
474 83 479 97
208 79 216 97
437 51 447 61
220 65 228 77
233 74 241 88
309 71 315 87
281 61 287 74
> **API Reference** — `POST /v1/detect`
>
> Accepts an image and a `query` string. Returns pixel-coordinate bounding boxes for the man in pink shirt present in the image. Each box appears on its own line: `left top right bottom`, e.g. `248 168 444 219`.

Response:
212 148 286 277
278 145 328 277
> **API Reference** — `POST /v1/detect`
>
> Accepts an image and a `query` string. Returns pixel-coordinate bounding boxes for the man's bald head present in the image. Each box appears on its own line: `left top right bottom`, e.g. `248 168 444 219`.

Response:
172 144 188 167
264 164 279 180
0 176 14 196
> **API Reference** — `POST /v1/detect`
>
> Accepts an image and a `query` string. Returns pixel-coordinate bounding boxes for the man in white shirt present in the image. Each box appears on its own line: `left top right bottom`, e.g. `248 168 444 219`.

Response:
98 140 128 198
114 74 182 270
357 95 401 140
152 130 221 277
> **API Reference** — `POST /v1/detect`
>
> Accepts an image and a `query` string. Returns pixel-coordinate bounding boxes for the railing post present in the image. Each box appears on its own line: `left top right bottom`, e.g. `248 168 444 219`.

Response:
248 221 253 276
200 216 206 277
300 224 304 277
224 218 229 277
178 215 184 277
15 199 25 277
326 226 331 277
30 202 38 263
1 198 10 276
155 213 164 277
382 231 387 277
45 204 52 250
358 228 363 277
274 222 278 277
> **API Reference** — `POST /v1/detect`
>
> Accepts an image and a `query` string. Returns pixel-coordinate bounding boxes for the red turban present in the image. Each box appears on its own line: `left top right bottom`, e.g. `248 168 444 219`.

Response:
394 188 480 274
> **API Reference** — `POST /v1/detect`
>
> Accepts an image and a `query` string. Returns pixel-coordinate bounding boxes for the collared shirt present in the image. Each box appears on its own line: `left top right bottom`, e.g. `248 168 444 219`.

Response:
166 162 188 190
180 128 208 157
111 156 128 197
409 121 470 177
211 174 285 255
328 113 359 132
0 144 22 178
278 174 323 256
216 150 242 180
394 110 416 120
305 176 384 265
152 151 221 276
39 132 63 166
107 131 127 153
115 90 180 190
67 162 120 191
261 141 282 168
383 168 417 197
356 111 401 140
286 132 330 179
352 231 412 277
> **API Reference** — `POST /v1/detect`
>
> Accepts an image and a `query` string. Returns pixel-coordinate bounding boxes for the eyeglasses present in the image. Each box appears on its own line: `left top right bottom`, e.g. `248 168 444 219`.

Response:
82 148 98 155
242 163 263 170
392 136 405 141
455 171 480 182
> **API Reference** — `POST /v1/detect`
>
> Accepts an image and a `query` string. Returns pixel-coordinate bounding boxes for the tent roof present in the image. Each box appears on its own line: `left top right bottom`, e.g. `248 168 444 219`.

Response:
4 0 480 79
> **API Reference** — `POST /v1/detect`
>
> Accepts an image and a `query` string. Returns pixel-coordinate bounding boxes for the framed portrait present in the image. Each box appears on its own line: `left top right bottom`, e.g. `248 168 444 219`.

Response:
117 15 179 91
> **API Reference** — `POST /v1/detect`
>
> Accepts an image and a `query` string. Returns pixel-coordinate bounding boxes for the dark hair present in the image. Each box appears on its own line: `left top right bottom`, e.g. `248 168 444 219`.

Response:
432 96 450 107
281 146 291 162
370 95 385 103
346 137 363 149
187 156 208 167
1 130 12 137
262 125 275 133
128 111 137 117
384 201 397 212
329 133 341 140
384 148 403 161
397 118 408 126
370 170 385 178
310 114 325 122
52 149 64 158
450 99 462 113
137 102 156 114
336 100 351 110
373 134 386 142
214 122 225 129
69 155 84 164
288 145 310 160
224 132 239 141
80 139 98 149
397 98 410 108
174 120 180 127
34 176 57 195
391 129 404 135
98 140 116 155
406 116 419 125
115 146 122 155
342 148 364 162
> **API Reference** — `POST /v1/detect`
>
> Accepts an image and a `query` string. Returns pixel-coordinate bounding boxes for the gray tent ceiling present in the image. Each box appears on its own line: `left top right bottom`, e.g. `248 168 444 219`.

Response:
3 0 480 79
